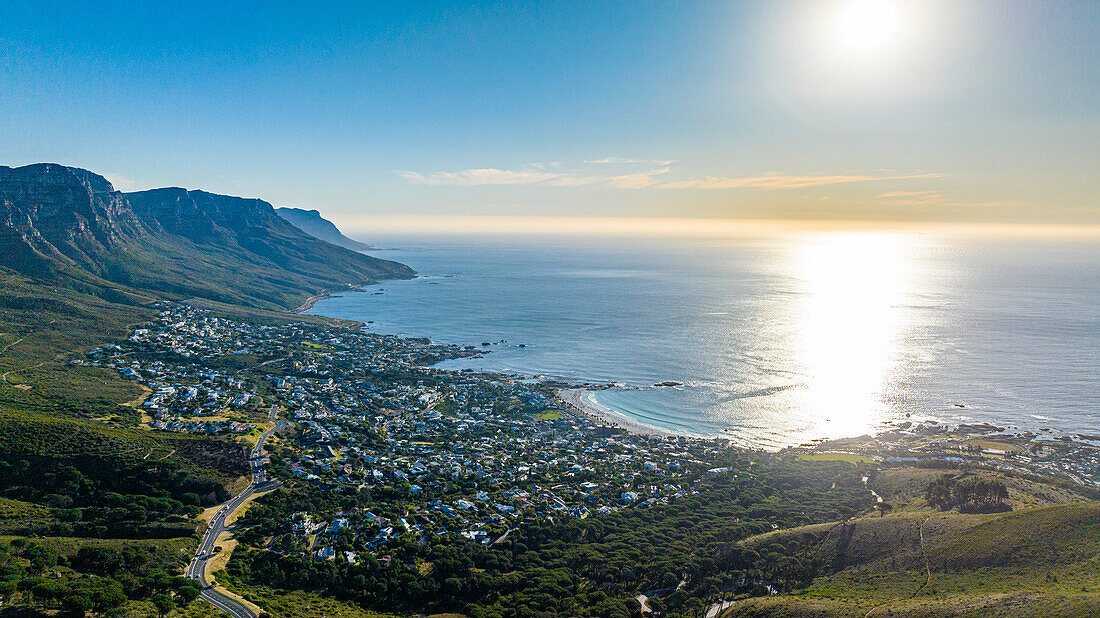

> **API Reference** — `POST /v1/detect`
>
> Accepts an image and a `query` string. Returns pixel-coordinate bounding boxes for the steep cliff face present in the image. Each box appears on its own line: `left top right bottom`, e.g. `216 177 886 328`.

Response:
128 188 303 244
125 187 229 243
0 163 414 310
0 164 146 277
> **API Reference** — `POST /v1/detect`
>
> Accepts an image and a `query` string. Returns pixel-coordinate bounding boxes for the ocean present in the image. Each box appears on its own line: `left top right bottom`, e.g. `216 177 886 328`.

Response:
307 231 1100 449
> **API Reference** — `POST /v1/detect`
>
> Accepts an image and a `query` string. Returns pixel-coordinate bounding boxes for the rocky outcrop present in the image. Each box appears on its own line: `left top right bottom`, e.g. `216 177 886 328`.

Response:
0 164 146 276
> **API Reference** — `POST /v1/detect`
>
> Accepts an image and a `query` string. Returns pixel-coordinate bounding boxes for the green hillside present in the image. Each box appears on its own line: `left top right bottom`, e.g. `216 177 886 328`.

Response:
125 187 412 309
724 480 1100 617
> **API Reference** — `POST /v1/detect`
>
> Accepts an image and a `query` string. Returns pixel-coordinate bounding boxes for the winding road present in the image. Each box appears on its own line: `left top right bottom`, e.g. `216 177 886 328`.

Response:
185 405 287 617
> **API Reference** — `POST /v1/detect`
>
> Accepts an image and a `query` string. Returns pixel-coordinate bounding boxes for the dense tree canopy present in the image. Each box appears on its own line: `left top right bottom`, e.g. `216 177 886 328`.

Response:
229 455 873 616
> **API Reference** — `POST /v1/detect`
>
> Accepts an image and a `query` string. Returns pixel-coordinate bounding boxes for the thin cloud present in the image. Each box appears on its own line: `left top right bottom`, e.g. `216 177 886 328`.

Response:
877 190 949 206
103 172 138 191
585 157 640 164
878 190 1024 208
585 157 679 165
607 168 672 188
398 165 673 188
396 169 562 187
656 172 942 190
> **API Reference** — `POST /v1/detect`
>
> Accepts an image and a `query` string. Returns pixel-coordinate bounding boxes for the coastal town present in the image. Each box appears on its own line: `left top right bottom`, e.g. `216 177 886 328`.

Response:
79 303 1100 571
79 305 743 557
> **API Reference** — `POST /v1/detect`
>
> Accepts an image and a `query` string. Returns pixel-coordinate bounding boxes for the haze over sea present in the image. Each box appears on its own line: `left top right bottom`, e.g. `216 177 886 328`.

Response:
309 232 1100 449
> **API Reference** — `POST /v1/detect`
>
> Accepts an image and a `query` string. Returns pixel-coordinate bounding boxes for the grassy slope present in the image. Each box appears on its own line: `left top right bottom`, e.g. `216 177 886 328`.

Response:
0 269 235 467
222 582 398 618
0 267 245 522
0 269 149 391
727 475 1100 617
0 497 56 534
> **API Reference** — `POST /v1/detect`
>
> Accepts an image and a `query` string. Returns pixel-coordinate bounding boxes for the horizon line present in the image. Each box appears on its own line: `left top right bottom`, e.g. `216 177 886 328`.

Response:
333 214 1100 240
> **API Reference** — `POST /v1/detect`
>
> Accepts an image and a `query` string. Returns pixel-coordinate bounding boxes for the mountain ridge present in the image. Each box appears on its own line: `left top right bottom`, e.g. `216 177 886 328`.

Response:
0 163 413 311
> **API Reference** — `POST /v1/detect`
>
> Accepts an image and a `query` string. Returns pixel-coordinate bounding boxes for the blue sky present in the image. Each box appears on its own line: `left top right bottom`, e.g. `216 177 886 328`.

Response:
2 1 1098 231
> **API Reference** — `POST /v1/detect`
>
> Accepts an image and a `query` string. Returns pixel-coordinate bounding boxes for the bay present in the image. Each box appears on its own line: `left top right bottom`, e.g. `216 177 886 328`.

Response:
307 232 1100 449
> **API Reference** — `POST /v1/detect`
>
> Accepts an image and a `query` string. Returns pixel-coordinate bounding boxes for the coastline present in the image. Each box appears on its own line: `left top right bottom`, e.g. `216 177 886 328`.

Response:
297 283 677 439
299 286 1100 468
299 283 683 440
295 291 337 313
297 291 1100 489
296 279 390 314
300 286 871 445
296 281 377 313
557 388 674 437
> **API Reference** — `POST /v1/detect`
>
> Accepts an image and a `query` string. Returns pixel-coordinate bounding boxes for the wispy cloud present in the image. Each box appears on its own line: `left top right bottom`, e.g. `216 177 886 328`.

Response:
877 190 1024 208
397 168 562 187
398 164 673 189
397 162 940 192
584 157 678 165
656 172 942 190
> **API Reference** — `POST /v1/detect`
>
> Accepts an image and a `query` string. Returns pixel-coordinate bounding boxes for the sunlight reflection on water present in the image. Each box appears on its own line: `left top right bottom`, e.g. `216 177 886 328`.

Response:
789 233 914 443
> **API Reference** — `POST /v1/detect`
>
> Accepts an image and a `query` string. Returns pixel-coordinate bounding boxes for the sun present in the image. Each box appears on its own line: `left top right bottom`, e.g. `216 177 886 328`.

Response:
834 0 902 54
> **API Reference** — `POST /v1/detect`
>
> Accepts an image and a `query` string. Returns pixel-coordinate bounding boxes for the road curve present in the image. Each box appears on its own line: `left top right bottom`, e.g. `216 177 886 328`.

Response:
186 406 287 618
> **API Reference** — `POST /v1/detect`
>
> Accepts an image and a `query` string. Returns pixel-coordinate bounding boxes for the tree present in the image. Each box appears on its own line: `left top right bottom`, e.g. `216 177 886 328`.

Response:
90 579 128 612
152 593 175 617
62 591 93 617
177 581 202 605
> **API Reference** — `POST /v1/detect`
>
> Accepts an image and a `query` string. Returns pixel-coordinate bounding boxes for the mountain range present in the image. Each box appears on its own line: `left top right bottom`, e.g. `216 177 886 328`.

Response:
0 163 412 311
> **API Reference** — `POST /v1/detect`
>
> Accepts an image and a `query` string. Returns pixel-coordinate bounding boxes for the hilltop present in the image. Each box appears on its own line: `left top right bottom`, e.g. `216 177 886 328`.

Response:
720 465 1100 617
276 206 373 251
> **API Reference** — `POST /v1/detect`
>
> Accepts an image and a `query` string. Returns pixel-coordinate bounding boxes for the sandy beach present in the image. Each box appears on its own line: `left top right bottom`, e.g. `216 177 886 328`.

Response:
557 388 673 437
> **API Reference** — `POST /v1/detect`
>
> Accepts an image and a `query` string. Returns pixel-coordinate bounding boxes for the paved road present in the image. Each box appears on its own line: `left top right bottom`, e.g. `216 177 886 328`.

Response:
186 406 287 618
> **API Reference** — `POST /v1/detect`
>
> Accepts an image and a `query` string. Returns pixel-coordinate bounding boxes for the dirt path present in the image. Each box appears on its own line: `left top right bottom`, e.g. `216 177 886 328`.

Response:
492 527 514 545
0 336 26 357
0 319 57 365
1 360 48 384
865 514 935 617
917 515 933 589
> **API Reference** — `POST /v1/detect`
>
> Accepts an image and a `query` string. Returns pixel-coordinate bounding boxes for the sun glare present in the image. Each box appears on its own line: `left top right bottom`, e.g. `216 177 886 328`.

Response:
834 0 902 54
793 233 912 439
759 0 935 112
